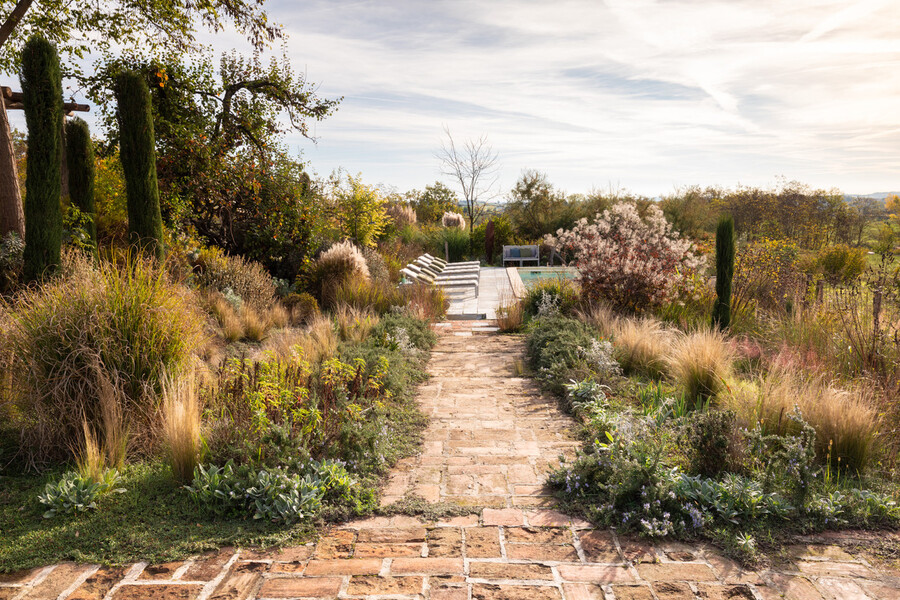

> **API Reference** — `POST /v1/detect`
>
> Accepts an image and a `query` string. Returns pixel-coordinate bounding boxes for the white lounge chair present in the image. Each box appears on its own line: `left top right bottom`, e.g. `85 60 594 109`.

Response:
400 268 479 296
414 258 479 276
406 264 476 282
418 256 479 273
422 253 480 268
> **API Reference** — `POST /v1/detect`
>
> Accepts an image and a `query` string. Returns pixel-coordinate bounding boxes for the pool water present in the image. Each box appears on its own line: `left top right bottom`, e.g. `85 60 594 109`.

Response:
516 267 577 289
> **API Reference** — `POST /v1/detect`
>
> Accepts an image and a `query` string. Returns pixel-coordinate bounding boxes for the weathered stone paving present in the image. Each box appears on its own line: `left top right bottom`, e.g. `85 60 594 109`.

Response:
380 327 581 507
2 324 899 599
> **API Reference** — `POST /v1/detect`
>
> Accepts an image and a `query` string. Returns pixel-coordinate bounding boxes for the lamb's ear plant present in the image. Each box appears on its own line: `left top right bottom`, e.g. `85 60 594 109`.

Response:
712 216 735 330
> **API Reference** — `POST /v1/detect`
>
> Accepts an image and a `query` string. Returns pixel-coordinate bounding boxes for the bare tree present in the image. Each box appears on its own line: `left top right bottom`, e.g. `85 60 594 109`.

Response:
436 126 499 250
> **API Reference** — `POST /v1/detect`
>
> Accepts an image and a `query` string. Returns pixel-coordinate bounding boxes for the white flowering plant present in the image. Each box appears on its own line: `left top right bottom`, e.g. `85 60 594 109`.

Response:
545 202 705 312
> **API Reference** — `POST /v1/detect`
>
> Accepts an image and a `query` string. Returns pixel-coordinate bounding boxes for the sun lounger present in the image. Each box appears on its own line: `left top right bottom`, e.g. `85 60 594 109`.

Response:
400 268 479 296
406 264 476 282
422 253 480 267
418 256 479 273
414 257 479 276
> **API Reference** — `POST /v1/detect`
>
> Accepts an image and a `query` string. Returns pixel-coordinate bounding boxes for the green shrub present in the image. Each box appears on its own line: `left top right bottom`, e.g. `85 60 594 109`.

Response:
284 292 319 325
373 313 437 352
686 410 739 478
115 71 164 259
21 35 63 282
818 244 867 284
431 227 469 262
191 247 276 310
526 316 601 394
5 252 206 465
0 232 24 294
472 216 516 265
186 461 331 523
522 279 580 318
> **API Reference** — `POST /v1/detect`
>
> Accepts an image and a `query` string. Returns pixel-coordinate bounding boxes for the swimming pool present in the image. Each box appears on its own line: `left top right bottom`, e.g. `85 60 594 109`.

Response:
509 267 578 295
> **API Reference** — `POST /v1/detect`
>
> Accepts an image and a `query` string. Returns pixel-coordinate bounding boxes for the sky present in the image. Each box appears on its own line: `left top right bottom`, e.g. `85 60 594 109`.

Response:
4 0 900 198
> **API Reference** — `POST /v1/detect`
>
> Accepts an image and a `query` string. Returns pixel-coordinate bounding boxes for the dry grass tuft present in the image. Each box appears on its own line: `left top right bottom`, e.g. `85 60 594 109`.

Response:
387 203 417 227
263 316 338 364
667 328 735 405
612 317 675 379
96 368 127 469
441 211 466 230
334 304 379 344
722 369 880 475
161 372 202 483
576 301 617 338
401 283 448 321
241 306 267 342
191 247 276 310
266 303 290 329
496 294 525 332
75 420 105 483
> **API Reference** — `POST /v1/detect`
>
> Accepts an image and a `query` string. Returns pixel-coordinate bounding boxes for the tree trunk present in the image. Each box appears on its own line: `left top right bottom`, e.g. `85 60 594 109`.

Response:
0 98 24 238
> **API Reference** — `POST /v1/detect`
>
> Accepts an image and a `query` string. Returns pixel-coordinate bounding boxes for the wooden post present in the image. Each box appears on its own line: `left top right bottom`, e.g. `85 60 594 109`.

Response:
0 88 24 238
444 240 449 262
59 113 69 198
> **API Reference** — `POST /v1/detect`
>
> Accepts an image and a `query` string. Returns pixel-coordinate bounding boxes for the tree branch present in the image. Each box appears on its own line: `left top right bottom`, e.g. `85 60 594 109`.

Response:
0 0 34 49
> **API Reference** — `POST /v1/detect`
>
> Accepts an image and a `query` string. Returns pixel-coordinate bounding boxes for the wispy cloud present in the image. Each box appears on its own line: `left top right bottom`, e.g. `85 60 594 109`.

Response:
4 0 899 195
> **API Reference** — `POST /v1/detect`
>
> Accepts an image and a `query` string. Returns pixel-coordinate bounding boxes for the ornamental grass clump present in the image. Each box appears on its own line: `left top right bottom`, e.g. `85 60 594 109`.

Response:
334 304 380 344
192 247 277 310
162 372 202 483
722 368 880 475
666 328 734 407
4 252 206 465
441 211 466 230
612 317 675 380
545 202 704 313
308 240 370 307
386 203 417 227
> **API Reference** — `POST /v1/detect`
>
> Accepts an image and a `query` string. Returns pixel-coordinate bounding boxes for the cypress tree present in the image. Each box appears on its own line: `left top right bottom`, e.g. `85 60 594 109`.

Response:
712 215 735 330
20 35 63 281
65 117 97 253
485 219 495 265
115 70 163 259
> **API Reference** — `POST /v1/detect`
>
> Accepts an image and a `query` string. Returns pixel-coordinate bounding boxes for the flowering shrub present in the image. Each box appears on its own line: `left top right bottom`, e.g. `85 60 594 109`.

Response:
441 211 466 230
545 202 704 312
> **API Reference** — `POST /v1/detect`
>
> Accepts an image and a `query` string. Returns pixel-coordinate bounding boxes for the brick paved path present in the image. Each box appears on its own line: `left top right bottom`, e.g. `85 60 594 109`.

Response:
2 325 899 600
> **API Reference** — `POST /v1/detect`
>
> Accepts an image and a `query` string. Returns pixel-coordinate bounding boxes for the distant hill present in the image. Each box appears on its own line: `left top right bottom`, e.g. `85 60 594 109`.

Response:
845 191 900 201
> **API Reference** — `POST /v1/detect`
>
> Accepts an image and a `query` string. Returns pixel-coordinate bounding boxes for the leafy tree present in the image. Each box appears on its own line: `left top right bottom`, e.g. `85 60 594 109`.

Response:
20 35 62 281
328 171 388 248
115 71 163 258
0 0 279 79
504 170 574 240
412 181 458 223
88 51 338 279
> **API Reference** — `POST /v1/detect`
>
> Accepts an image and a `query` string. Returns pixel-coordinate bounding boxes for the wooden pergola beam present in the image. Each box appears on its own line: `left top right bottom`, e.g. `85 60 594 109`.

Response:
1 86 89 113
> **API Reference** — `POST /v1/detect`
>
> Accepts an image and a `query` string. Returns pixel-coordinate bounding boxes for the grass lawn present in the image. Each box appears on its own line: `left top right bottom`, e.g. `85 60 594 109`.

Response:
0 462 317 572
